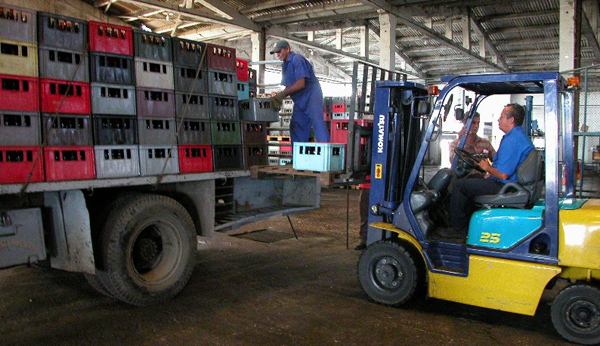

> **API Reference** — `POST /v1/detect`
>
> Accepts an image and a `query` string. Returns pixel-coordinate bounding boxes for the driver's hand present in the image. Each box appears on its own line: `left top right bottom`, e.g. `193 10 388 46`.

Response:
458 128 468 137
478 159 491 172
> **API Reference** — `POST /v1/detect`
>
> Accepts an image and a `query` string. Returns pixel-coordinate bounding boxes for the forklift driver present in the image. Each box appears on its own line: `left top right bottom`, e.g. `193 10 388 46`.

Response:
438 103 534 239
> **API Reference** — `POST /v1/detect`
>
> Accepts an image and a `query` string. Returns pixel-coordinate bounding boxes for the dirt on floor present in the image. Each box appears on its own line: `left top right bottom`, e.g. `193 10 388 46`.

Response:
0 188 570 346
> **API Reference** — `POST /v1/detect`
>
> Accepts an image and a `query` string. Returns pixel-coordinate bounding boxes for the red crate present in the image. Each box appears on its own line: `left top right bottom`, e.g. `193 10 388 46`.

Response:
178 145 213 173
332 104 346 112
41 78 90 114
0 146 44 183
0 74 39 111
207 43 236 73
44 146 95 181
236 59 248 82
88 21 133 56
330 119 373 144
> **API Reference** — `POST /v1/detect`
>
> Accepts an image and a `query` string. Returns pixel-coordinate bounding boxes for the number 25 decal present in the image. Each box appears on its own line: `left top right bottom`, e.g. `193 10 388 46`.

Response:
480 232 501 244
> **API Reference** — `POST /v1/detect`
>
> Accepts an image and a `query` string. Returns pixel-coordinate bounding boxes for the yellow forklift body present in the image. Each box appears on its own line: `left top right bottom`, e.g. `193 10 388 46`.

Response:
559 199 600 270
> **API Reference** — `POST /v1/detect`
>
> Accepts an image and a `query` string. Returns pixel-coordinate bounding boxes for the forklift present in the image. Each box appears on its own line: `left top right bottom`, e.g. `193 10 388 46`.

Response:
358 73 600 344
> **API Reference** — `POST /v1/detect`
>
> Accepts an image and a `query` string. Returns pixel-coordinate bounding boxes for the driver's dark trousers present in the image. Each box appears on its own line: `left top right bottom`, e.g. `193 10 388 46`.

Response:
450 178 504 229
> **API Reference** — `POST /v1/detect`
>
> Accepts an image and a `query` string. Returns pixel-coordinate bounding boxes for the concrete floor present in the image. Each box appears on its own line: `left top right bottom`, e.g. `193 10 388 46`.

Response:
0 188 572 345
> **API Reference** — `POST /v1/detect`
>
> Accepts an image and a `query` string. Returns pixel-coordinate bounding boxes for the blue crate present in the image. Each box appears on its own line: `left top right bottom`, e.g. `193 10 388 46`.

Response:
292 142 345 172
237 81 249 100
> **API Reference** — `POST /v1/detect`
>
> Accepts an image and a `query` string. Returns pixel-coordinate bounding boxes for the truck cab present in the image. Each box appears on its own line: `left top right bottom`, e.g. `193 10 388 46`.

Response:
358 73 600 345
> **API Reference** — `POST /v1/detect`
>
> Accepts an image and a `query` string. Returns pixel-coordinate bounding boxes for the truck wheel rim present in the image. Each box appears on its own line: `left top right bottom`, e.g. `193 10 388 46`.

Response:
373 255 404 290
566 299 600 331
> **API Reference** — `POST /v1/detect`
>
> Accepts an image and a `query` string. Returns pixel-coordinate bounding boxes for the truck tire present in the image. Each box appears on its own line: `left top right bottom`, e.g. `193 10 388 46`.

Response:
358 240 418 306
100 193 196 306
551 284 600 345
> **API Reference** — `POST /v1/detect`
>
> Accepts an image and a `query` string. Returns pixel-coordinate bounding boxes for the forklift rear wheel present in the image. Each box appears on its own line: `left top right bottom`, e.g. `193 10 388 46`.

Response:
551 284 600 345
358 241 418 306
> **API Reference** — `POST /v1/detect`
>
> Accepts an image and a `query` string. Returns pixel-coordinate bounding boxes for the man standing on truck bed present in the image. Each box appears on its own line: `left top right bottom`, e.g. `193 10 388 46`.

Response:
270 40 330 147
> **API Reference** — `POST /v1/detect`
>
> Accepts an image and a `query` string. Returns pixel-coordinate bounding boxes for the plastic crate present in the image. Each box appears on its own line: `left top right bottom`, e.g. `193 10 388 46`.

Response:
330 119 373 144
136 87 175 118
213 145 243 171
239 98 278 122
90 83 136 116
172 38 206 68
208 70 237 96
175 92 209 120
174 65 207 94
134 57 174 89
44 146 95 181
0 39 38 77
176 119 211 145
0 146 43 183
209 96 238 121
248 69 256 88
139 145 179 176
138 117 176 146
0 5 36 43
40 79 90 114
90 52 135 85
0 74 39 112
88 21 133 56
92 115 137 145
241 121 267 145
178 145 212 173
292 142 345 172
279 158 292 165
210 121 241 145
133 29 172 62
0 111 40 145
42 113 92 146
206 43 236 73
236 59 248 82
323 97 333 113
237 82 249 100
268 156 279 166
243 145 267 169
281 99 294 114
38 13 87 51
94 145 140 179
331 112 349 120
332 104 346 112
38 46 88 82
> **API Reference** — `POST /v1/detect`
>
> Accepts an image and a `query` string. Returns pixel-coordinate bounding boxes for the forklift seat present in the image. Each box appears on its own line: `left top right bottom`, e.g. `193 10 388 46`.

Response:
474 150 544 209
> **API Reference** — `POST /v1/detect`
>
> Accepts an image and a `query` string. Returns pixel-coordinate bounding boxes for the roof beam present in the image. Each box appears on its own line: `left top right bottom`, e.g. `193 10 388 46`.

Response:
581 10 600 63
240 0 309 15
118 8 164 22
469 8 509 71
367 25 424 78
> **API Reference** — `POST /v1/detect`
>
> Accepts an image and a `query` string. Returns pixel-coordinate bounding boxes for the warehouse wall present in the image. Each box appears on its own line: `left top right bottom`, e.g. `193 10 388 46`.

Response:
2 0 129 26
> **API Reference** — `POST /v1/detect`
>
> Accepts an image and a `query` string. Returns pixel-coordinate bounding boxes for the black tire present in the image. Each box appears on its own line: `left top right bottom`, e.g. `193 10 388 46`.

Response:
100 194 196 306
551 284 600 345
84 272 113 297
358 241 419 306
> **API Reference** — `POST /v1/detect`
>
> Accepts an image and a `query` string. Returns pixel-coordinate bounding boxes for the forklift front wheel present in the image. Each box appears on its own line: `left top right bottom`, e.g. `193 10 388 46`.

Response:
551 284 600 345
358 241 418 306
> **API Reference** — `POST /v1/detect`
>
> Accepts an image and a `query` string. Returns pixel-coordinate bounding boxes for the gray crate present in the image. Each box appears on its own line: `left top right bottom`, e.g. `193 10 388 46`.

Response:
139 145 179 176
94 145 140 178
42 113 92 146
176 119 211 145
138 117 176 146
134 30 172 62
90 52 135 85
0 111 40 145
39 47 89 82
208 70 237 96
38 13 87 51
93 115 137 145
210 96 238 120
135 57 174 89
136 87 175 118
174 65 208 94
0 5 36 43
91 83 136 116
239 98 279 122
175 92 209 120
172 38 206 68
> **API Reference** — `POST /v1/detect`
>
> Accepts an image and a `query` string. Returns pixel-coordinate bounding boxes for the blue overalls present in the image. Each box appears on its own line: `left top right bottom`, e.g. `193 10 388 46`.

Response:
282 52 330 146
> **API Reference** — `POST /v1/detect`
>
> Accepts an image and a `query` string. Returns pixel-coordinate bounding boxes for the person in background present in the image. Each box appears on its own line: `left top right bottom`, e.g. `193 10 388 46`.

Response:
449 112 496 177
270 40 330 147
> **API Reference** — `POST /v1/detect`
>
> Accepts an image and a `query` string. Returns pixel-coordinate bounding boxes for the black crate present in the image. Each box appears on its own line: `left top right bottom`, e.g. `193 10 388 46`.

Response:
174 65 208 94
241 121 267 145
42 113 92 146
37 13 87 51
243 145 267 169
172 38 206 68
90 52 135 85
133 29 172 62
176 119 211 145
92 114 137 145
213 145 243 171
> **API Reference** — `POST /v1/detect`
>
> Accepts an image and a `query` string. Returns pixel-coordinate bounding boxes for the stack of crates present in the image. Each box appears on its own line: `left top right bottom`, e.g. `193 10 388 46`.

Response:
247 68 257 98
172 37 211 173
89 21 138 178
236 59 249 101
0 5 44 183
331 96 350 120
330 118 373 168
207 43 242 171
133 29 178 176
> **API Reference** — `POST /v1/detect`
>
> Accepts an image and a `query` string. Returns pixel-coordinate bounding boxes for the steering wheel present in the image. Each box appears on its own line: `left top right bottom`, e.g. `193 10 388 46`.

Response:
454 148 486 173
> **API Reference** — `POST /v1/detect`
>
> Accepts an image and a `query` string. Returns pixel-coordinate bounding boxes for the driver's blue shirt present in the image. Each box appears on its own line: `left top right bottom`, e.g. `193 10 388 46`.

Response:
491 126 534 183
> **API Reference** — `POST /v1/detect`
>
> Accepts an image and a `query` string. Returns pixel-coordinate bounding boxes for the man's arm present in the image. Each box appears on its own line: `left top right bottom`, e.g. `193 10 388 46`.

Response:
478 159 509 180
282 77 306 96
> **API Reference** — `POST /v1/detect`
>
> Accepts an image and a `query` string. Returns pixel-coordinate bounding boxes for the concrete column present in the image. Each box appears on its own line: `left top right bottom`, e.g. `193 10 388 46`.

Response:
462 14 471 50
479 35 486 58
445 17 453 40
335 28 343 50
559 0 581 72
307 31 314 42
251 30 266 94
378 11 396 71
360 24 369 59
